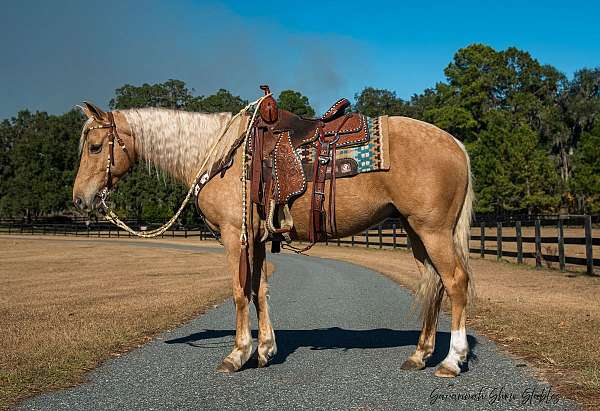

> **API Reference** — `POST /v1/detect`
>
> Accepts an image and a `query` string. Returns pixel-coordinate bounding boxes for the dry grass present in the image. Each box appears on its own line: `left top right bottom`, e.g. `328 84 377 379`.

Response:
305 244 600 410
0 237 231 410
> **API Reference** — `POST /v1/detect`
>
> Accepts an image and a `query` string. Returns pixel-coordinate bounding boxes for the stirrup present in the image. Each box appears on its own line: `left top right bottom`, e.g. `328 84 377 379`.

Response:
266 200 294 243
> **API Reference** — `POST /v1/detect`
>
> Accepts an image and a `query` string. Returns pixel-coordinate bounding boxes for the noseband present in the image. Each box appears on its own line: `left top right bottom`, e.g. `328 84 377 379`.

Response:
84 111 133 196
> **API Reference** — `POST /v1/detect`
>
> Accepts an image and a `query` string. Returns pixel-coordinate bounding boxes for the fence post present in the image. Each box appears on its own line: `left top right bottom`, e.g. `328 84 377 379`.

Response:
8 222 11 234
337 236 340 247
185 228 187 239
557 219 565 272
365 229 369 248
516 221 523 264
392 223 397 249
351 235 355 247
378 225 383 249
535 219 542 269
584 215 593 275
480 222 485 258
496 222 503 260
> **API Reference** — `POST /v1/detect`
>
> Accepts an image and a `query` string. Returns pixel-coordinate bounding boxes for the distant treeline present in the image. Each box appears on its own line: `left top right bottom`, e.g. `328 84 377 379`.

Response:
1 44 599 220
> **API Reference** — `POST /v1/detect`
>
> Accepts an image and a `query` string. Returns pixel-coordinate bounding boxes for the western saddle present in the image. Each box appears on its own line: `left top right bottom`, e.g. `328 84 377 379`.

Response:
248 85 370 252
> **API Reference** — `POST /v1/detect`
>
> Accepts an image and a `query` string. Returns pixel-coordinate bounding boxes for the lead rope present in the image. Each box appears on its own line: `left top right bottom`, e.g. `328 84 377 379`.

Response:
100 94 271 239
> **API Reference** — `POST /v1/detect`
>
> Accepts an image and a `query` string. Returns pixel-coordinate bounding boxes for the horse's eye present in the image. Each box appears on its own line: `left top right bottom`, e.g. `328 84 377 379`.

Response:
89 143 103 154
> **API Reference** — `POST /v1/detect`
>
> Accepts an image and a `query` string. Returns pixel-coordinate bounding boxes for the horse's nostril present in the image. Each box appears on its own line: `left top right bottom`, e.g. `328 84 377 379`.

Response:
73 197 83 209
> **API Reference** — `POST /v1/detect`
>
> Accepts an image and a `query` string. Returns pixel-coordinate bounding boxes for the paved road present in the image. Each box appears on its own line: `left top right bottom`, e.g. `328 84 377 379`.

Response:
19 243 576 410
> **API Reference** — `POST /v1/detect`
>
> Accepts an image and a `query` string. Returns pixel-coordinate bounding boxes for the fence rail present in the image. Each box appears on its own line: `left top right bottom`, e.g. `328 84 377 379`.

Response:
337 216 597 275
0 219 217 241
1 215 597 275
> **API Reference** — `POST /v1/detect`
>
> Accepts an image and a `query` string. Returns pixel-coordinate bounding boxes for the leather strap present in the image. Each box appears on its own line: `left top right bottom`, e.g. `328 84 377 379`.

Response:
309 127 329 243
250 127 264 204
307 114 351 243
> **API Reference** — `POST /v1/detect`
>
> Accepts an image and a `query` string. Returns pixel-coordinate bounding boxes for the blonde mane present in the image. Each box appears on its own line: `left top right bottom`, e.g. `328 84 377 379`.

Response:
81 108 245 186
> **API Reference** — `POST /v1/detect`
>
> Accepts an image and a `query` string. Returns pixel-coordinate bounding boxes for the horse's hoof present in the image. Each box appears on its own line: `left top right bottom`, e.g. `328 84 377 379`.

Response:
257 355 269 368
434 363 459 378
216 359 237 373
256 342 276 368
400 358 425 370
256 349 274 368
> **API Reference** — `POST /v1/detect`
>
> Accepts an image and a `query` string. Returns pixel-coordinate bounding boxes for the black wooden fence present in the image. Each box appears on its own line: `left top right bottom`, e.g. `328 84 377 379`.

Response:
1 215 597 275
0 218 216 240
338 216 598 275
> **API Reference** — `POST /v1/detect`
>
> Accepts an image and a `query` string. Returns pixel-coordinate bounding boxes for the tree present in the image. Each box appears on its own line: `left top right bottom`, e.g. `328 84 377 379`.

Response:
558 68 600 183
0 119 15 204
186 89 247 113
354 87 413 117
276 90 315 117
110 79 192 110
0 110 82 218
570 119 600 213
468 110 561 215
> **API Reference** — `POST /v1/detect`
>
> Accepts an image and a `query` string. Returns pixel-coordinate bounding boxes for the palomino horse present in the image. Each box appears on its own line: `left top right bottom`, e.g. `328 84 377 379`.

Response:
73 102 474 378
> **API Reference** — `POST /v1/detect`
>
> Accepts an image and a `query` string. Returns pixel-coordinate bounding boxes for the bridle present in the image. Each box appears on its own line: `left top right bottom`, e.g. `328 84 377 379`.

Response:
83 111 134 200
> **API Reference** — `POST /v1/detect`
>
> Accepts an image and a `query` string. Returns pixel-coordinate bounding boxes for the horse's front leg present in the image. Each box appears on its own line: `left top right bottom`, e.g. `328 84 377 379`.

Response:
251 241 277 367
216 226 253 372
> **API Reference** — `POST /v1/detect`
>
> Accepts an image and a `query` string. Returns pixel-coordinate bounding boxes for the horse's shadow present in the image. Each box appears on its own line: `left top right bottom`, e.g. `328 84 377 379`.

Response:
165 327 478 371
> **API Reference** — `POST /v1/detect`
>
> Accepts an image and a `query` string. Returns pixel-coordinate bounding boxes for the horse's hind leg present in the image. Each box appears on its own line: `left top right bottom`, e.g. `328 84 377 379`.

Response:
401 227 444 370
216 225 253 372
417 229 470 377
251 241 277 367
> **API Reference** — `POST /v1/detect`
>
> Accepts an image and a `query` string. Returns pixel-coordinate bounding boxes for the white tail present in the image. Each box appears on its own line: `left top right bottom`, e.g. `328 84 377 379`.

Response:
453 138 475 301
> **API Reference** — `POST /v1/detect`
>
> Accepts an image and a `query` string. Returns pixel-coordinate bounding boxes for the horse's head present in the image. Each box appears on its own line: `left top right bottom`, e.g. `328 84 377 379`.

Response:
73 102 136 213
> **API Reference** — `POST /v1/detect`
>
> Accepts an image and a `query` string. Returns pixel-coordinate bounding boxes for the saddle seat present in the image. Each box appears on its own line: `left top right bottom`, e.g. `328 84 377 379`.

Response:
248 85 370 248
251 97 368 155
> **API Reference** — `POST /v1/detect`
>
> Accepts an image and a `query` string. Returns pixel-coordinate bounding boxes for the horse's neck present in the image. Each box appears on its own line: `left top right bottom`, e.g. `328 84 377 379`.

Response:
122 108 235 187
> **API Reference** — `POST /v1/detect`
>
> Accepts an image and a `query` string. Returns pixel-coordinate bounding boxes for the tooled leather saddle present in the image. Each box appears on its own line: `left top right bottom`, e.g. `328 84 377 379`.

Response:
248 85 370 251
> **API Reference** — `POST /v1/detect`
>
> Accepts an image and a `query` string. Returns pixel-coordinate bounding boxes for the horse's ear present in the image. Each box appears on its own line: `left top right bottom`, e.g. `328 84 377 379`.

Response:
81 101 108 122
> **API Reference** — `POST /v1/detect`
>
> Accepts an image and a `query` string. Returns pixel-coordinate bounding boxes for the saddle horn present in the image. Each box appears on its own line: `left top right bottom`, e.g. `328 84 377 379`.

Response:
259 85 278 124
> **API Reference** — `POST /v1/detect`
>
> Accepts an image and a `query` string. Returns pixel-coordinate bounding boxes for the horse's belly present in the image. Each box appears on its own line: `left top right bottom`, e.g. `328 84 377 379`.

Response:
289 173 394 240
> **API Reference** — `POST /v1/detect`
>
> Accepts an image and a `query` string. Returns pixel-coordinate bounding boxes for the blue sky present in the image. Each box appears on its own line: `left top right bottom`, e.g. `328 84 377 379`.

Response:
1 0 598 119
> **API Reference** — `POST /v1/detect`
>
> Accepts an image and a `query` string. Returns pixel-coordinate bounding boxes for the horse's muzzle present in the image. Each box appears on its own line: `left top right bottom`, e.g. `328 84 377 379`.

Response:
72 193 100 213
